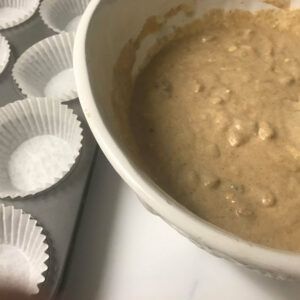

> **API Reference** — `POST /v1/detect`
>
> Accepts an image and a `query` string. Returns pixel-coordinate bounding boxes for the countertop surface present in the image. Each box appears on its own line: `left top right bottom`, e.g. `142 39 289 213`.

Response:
61 151 300 300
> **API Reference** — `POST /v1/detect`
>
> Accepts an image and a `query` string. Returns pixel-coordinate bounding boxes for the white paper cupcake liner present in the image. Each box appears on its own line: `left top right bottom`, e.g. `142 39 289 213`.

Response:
12 32 77 103
0 34 10 75
40 0 91 33
0 204 49 295
0 0 40 30
0 97 83 199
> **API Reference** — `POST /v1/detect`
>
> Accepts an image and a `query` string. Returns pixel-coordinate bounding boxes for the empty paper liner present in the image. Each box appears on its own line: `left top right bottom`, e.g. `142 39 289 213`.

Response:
40 0 91 33
0 0 40 30
0 34 10 75
0 204 49 295
13 32 77 103
0 97 83 199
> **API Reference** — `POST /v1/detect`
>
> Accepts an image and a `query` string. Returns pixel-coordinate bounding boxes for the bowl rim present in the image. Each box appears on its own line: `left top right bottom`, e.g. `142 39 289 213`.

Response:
74 0 300 277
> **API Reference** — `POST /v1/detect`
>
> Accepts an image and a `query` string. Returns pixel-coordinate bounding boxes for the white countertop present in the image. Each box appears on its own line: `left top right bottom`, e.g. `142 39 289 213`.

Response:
61 151 300 300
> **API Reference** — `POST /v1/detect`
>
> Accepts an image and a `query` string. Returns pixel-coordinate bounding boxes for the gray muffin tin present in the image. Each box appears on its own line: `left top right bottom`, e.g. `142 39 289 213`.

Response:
0 8 97 300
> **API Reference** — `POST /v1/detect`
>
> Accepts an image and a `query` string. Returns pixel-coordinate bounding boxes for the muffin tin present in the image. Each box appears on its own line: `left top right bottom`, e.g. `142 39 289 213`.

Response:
0 5 97 299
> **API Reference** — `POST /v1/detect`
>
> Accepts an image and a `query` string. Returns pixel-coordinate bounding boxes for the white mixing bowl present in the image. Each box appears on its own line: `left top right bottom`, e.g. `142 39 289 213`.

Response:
74 0 300 280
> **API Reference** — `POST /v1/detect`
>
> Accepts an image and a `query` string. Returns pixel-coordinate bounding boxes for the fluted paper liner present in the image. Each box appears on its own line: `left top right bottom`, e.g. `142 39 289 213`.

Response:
0 97 83 199
0 204 49 295
40 0 91 33
13 33 77 103
0 35 10 75
0 0 40 30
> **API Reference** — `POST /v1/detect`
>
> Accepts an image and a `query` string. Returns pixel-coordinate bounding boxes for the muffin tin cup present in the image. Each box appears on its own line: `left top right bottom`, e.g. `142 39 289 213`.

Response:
12 32 77 103
0 34 10 75
0 204 49 295
40 0 91 33
0 97 83 199
0 0 40 30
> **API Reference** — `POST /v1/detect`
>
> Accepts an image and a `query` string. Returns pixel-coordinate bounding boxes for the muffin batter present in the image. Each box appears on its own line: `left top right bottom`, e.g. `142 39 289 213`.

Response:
129 9 300 251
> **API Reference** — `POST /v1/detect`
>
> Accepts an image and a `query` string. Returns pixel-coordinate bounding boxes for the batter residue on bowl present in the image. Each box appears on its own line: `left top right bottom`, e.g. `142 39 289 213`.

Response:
129 9 300 251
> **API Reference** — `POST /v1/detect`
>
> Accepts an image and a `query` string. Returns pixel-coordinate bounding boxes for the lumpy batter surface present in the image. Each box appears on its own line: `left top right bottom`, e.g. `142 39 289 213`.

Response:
129 9 300 252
